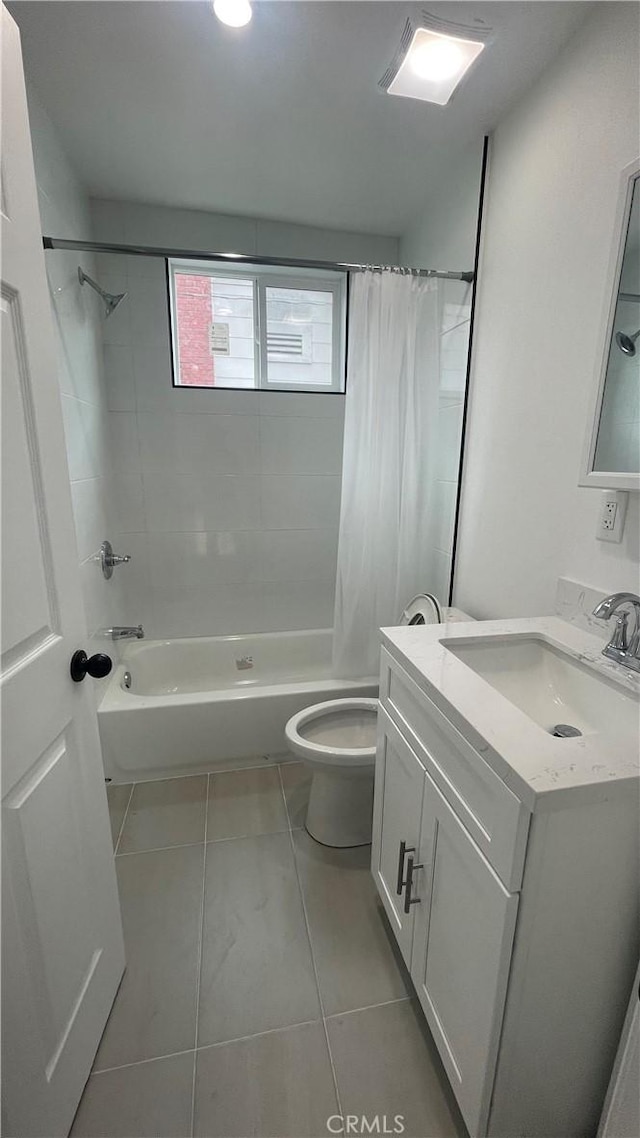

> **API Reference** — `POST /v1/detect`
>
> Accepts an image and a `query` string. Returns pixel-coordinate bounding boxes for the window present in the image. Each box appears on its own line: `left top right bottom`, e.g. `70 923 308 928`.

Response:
168 259 346 393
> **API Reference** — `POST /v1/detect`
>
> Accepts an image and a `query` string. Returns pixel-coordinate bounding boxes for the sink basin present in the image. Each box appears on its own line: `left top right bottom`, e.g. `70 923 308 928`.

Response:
441 634 638 737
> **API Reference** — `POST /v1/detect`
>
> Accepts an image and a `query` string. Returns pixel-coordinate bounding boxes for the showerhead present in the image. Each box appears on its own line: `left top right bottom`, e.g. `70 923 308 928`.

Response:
615 328 640 357
78 267 127 318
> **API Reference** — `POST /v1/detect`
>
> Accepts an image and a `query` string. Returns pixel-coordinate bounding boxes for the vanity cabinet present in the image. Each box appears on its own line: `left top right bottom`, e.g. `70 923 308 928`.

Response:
372 645 639 1138
411 768 519 1137
371 713 425 963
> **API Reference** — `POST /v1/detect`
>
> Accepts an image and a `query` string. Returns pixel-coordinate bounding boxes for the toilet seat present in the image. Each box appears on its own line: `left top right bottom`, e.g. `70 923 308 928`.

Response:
400 593 442 626
285 698 378 767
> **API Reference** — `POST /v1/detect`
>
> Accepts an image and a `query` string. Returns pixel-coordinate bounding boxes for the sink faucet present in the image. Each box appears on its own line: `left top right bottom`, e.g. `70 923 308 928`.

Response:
592 593 640 673
101 625 145 641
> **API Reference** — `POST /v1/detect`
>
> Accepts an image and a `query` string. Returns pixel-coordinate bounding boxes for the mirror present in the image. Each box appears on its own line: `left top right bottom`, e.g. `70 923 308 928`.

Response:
582 159 640 490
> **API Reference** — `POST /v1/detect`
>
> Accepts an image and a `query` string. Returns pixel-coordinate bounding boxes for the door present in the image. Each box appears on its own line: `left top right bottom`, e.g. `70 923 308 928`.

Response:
371 707 426 964
1 7 125 1136
410 772 518 1138
597 961 640 1138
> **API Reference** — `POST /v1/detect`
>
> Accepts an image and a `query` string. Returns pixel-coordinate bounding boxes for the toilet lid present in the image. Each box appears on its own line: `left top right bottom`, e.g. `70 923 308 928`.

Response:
400 594 442 626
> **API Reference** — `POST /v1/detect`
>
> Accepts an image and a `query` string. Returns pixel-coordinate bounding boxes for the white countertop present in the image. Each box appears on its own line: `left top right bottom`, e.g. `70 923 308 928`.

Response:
380 615 640 810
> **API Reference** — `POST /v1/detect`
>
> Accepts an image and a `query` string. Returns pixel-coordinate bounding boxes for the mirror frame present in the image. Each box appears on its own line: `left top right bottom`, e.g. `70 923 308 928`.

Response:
580 156 640 491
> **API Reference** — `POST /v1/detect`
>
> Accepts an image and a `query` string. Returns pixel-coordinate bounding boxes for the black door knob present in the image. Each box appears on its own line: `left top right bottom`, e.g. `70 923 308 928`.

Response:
70 650 113 683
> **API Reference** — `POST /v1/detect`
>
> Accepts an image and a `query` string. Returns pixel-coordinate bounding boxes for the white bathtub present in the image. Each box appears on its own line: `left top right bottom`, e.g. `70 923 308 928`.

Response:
98 629 378 782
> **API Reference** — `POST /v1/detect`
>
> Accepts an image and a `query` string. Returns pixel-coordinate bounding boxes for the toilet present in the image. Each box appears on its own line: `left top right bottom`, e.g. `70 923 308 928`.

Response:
284 593 444 847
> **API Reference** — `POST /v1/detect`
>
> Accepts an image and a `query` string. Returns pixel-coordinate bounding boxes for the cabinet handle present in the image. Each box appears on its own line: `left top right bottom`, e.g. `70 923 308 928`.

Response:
403 854 423 914
396 841 415 895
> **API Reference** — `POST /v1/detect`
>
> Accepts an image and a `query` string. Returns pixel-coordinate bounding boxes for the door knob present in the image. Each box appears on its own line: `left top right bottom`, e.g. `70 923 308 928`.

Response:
70 650 113 683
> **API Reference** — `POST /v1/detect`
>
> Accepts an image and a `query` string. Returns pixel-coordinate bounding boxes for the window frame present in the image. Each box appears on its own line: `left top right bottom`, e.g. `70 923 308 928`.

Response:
167 258 347 395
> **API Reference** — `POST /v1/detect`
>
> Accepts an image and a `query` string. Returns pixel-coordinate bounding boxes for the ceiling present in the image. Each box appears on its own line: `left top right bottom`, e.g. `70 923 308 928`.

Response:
11 1 592 236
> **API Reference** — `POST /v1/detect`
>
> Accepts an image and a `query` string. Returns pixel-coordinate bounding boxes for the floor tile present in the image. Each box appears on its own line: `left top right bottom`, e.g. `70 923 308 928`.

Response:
106 783 132 848
95 845 203 1069
292 828 411 1015
207 766 288 840
327 1000 466 1138
280 760 312 829
198 832 320 1046
71 1051 193 1138
194 1022 337 1137
118 775 207 854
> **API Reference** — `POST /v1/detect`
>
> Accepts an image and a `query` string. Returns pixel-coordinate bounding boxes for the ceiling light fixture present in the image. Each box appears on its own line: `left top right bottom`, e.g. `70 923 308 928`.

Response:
213 0 252 29
380 12 491 106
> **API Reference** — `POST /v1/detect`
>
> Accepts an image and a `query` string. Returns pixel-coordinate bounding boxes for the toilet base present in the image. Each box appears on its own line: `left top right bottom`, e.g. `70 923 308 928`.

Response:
305 766 375 848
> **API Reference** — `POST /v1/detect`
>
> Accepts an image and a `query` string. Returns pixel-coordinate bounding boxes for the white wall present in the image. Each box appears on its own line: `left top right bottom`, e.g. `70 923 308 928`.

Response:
26 85 123 699
454 3 640 619
89 199 397 637
400 142 483 602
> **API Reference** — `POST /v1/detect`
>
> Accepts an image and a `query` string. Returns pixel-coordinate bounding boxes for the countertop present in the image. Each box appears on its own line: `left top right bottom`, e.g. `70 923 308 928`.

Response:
380 615 640 810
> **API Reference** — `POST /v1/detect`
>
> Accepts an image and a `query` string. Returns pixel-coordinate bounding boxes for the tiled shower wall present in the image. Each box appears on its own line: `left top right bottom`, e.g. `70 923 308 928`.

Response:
90 199 398 638
27 86 123 702
429 282 472 604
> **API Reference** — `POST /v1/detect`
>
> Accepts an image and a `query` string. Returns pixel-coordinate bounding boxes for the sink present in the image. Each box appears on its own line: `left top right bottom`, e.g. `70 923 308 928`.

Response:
441 634 638 737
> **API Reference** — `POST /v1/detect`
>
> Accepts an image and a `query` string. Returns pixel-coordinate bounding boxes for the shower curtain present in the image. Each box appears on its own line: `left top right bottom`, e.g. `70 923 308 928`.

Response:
332 271 441 678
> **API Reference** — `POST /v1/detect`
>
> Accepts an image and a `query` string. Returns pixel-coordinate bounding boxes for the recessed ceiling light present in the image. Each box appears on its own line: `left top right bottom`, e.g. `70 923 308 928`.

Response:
213 0 252 29
380 14 490 106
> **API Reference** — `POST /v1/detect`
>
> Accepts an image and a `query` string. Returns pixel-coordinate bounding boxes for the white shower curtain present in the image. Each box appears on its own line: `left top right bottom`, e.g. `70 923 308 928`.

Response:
332 271 441 678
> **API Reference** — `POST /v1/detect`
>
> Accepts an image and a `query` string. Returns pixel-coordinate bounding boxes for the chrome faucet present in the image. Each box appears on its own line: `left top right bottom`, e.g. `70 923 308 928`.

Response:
592 592 640 673
101 625 145 641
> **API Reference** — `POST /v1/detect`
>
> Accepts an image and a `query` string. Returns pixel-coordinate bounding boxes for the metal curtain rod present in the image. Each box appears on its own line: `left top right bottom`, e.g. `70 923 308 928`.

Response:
41 236 474 283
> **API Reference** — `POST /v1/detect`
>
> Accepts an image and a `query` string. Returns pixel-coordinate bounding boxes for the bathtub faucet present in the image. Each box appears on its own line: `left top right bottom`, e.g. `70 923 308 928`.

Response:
101 625 145 641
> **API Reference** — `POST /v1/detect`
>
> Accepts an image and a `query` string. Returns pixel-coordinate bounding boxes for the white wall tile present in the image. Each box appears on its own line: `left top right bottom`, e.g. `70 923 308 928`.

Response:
129 274 171 345
132 338 175 411
437 403 464 482
61 395 107 481
107 473 145 534
107 412 140 473
257 529 339 582
70 478 108 564
150 581 264 639
260 580 336 632
261 475 342 530
78 553 112 638
259 416 344 475
147 531 260 589
103 343 136 411
142 473 262 533
431 480 457 556
260 392 345 418
137 413 260 474
428 549 452 607
109 532 153 630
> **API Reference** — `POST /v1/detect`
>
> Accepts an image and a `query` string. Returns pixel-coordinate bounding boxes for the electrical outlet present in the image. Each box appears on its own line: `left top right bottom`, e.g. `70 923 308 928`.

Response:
597 490 628 543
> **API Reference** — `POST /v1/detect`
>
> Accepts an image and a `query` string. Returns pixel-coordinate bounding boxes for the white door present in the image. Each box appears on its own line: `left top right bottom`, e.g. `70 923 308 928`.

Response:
1 7 125 1136
598 962 640 1138
410 771 518 1138
371 708 426 965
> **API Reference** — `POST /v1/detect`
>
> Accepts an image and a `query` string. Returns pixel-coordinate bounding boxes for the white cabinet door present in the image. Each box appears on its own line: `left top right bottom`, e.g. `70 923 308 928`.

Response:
411 771 518 1138
1 7 125 1136
371 707 426 965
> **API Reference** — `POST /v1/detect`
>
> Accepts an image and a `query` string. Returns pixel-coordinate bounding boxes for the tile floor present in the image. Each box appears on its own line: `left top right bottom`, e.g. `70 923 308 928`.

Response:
72 763 466 1138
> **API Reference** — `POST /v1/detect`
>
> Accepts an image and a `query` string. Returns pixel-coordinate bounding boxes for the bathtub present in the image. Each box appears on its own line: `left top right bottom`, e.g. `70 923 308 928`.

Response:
98 629 378 782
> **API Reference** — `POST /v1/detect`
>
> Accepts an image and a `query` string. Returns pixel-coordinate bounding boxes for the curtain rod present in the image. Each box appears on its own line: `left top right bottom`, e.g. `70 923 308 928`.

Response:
41 237 474 283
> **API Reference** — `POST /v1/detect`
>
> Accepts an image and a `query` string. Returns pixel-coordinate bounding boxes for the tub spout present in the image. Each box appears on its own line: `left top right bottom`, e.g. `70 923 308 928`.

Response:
101 625 145 641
